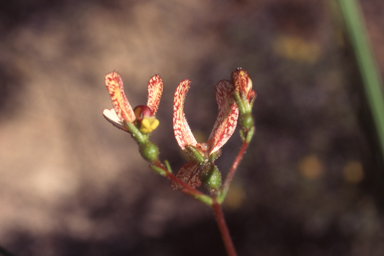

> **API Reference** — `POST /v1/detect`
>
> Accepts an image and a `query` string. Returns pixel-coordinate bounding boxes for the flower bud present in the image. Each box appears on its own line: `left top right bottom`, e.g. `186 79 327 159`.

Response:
200 165 222 192
139 141 159 162
231 68 256 114
134 105 153 121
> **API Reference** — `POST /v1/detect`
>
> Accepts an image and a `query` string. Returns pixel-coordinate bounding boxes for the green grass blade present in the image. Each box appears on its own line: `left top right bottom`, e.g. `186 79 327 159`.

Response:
337 0 384 159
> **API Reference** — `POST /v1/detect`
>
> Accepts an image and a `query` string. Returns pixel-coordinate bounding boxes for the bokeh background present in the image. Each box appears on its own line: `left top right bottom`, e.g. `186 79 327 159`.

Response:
1 0 384 255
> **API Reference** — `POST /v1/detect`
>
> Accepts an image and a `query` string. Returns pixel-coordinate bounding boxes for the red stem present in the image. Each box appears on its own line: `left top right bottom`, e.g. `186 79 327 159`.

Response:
153 160 205 197
221 140 249 197
212 198 238 256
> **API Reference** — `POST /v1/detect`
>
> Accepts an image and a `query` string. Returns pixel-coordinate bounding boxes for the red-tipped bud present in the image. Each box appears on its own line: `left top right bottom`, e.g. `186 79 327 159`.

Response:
134 105 154 121
134 105 159 134
232 67 255 101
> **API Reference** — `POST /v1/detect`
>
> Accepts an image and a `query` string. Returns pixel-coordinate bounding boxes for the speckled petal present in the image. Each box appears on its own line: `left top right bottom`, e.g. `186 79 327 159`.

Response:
173 79 197 150
170 160 201 190
207 80 239 154
147 74 163 115
232 67 253 99
105 72 136 122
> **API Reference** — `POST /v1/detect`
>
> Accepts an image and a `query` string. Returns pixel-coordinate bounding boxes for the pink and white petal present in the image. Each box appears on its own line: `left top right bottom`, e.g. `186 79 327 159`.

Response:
173 79 197 150
105 72 136 123
170 160 201 190
207 80 239 154
147 74 163 115
103 108 128 132
232 68 252 98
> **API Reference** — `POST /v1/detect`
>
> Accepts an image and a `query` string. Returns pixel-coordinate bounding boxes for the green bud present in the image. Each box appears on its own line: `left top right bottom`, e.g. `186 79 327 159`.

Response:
240 113 254 130
200 165 222 192
139 141 159 162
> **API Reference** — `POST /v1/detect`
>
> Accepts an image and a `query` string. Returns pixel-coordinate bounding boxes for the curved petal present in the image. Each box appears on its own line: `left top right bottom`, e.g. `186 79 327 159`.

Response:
103 108 128 132
105 72 136 122
170 160 201 190
147 74 163 115
208 80 239 154
173 79 197 150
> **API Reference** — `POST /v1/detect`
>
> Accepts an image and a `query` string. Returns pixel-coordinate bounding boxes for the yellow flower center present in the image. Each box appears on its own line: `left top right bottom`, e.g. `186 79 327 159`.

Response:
139 116 160 134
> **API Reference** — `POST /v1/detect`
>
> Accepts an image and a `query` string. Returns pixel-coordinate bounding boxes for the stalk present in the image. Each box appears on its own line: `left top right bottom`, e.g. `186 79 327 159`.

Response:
212 198 238 256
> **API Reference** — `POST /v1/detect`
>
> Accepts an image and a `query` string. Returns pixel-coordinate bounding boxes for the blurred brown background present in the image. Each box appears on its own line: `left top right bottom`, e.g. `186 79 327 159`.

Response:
1 0 384 255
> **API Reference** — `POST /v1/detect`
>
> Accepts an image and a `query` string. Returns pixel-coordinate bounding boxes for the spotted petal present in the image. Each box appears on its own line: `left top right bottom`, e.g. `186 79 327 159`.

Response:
170 160 201 190
232 67 254 100
173 79 198 150
105 72 136 122
147 74 163 115
207 80 239 154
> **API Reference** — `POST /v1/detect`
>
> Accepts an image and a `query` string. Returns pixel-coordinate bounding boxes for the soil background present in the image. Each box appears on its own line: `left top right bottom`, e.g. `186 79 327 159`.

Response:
1 0 384 255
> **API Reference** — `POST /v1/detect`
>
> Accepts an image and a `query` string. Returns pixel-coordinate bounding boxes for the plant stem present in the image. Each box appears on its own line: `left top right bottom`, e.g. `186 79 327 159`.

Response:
152 160 213 205
212 198 238 256
218 138 250 203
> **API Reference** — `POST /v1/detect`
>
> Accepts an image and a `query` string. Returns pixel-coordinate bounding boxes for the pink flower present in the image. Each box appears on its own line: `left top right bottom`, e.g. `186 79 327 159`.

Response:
171 79 239 189
103 72 163 134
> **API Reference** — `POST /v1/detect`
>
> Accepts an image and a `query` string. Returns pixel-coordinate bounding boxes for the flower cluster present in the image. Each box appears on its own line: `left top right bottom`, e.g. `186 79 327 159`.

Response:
102 67 255 256
171 79 239 190
102 68 255 191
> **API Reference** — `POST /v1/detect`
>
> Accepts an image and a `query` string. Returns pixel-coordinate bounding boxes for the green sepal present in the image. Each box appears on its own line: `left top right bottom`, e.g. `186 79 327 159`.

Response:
185 145 207 164
139 141 159 162
200 165 222 192
240 113 254 131
209 149 222 163
150 164 167 176
241 92 251 113
240 129 245 142
164 160 172 173
246 126 255 143
233 91 246 115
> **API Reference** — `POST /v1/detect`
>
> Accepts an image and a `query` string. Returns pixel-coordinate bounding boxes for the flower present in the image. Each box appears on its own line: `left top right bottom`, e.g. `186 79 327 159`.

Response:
103 71 163 134
171 78 239 190
231 68 256 132
231 67 256 105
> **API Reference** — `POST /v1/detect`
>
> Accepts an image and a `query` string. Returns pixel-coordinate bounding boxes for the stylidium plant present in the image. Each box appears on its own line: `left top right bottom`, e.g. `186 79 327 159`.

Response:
102 68 256 256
